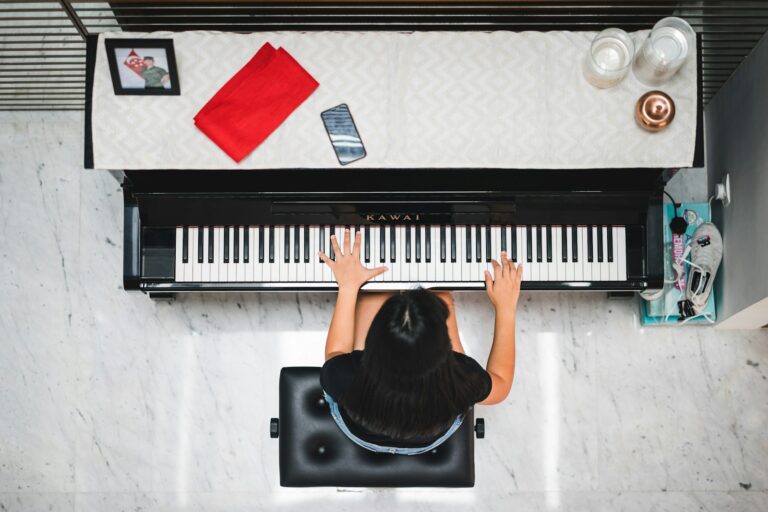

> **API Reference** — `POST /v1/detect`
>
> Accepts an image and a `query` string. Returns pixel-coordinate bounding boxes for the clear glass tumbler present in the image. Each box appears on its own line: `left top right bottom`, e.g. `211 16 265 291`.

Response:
633 17 695 86
583 28 635 89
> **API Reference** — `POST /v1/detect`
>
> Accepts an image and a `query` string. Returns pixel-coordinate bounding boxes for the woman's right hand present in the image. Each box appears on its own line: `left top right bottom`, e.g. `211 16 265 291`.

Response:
484 251 523 313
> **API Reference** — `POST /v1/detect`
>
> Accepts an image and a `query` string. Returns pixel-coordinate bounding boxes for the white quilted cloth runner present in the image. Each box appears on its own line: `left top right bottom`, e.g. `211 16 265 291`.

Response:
91 30 697 170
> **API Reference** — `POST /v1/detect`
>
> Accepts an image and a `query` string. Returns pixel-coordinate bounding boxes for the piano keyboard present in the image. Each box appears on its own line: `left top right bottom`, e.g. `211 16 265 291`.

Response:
174 225 627 289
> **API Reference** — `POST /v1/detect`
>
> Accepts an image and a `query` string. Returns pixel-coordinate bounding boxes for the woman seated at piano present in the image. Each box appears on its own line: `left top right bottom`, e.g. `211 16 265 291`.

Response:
318 229 521 454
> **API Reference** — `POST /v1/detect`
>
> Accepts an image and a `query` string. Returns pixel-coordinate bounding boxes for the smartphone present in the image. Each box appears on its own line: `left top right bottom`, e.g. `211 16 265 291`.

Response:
320 103 366 165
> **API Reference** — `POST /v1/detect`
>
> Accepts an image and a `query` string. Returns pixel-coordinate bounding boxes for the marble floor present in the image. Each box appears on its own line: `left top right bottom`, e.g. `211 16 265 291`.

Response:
1 112 767 512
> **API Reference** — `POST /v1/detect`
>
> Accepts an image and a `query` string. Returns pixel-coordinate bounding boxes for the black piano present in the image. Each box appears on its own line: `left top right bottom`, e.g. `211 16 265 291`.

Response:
117 168 675 298
84 12 704 300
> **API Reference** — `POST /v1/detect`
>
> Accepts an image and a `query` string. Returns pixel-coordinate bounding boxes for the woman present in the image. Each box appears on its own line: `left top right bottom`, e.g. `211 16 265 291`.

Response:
318 229 521 454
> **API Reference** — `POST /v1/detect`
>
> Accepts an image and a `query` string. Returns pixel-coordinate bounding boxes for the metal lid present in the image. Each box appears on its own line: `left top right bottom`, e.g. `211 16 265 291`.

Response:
635 90 675 132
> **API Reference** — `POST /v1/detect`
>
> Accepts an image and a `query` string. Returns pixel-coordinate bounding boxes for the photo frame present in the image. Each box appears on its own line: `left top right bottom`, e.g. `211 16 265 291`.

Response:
104 39 180 95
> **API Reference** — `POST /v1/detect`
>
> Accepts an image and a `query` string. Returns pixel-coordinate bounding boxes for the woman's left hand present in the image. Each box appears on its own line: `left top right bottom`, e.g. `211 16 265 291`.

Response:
319 229 388 291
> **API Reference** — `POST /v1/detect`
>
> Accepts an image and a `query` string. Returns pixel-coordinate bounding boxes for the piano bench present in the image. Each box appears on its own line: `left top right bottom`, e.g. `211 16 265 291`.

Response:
272 367 484 487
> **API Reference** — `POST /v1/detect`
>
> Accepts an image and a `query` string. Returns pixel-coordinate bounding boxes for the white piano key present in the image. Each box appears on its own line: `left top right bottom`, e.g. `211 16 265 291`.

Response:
209 227 219 282
520 227 530 281
553 226 563 281
427 226 437 282
590 226 600 282
565 226 574 282
434 226 451 282
279 226 289 282
296 227 305 282
608 226 618 281
617 226 627 282
401 227 410 282
235 227 245 282
468 226 478 282
186 227 195 282
546 226 557 281
201 227 211 282
175 227 184 281
227 226 237 283
245 227 254 282
578 226 589 281
288 226 298 283
371 226 381 282
530 226 539 281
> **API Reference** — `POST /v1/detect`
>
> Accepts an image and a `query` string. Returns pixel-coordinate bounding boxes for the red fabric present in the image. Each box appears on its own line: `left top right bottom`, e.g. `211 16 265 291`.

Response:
194 43 319 162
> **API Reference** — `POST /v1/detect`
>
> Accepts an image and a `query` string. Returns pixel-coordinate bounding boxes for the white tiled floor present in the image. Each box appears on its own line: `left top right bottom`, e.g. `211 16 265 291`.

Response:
1 112 767 512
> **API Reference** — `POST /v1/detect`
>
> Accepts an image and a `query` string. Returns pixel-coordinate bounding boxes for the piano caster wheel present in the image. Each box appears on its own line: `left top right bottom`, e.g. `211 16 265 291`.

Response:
148 292 176 302
270 418 280 438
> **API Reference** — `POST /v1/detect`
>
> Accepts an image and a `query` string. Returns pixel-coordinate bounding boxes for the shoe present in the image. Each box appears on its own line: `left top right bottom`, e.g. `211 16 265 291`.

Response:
685 222 722 312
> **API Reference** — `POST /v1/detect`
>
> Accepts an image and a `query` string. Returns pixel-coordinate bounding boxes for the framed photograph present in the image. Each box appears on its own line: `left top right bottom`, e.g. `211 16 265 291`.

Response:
104 39 180 95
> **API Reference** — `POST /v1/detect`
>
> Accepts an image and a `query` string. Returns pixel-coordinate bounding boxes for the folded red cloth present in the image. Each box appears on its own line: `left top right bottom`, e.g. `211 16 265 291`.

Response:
194 43 319 162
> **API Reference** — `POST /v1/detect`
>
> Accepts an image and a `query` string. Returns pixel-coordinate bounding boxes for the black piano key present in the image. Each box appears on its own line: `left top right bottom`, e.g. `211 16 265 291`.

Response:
283 226 290 263
415 226 422 263
572 226 578 262
304 226 310 263
587 226 594 262
536 226 543 263
268 226 275 263
318 226 325 263
182 226 189 263
597 225 604 262
208 226 214 263
425 227 432 263
258 226 265 263
475 226 482 263
450 226 457 263
364 226 370 263
607 225 614 262
466 227 472 263
501 226 507 252
526 226 533 262
243 226 249 264
197 226 204 263
511 226 517 262
562 227 568 262
329 226 335 260
233 226 240 263
485 226 492 262
379 227 386 263
293 225 300 263
546 226 552 263
405 226 412 263
223 226 230 263
440 226 446 263
390 225 396 263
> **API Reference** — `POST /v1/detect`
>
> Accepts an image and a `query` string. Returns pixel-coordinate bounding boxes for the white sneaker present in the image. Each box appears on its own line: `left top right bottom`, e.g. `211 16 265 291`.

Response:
685 222 722 311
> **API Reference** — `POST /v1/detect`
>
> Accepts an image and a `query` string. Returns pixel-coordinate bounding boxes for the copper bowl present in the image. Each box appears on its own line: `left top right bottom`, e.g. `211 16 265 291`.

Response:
635 91 675 132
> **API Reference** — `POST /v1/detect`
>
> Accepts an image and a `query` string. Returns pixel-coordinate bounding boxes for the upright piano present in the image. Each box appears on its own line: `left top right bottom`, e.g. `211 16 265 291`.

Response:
84 14 703 300
120 168 674 298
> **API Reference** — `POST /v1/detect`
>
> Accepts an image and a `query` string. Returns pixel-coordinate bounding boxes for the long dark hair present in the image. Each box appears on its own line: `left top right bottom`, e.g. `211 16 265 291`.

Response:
339 289 486 439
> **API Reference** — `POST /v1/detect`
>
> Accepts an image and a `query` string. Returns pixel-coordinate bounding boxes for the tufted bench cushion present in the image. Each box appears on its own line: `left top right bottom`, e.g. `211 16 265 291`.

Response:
275 367 478 487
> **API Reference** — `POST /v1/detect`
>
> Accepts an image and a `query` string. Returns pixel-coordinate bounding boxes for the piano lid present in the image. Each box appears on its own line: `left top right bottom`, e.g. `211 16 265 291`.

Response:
86 31 700 171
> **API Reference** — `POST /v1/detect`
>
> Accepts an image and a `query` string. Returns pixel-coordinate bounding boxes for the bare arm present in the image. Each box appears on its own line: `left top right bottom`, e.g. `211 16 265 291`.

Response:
478 251 522 405
320 229 388 361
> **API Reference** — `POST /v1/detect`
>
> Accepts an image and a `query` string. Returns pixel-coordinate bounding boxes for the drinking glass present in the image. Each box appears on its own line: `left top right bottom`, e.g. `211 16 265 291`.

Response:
633 17 695 86
583 28 635 88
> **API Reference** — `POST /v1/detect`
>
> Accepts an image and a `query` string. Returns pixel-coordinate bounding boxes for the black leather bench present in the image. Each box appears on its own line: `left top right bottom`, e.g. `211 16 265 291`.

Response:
271 367 485 487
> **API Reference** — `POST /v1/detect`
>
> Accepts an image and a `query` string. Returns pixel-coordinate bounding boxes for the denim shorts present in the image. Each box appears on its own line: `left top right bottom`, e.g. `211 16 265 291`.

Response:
323 391 464 455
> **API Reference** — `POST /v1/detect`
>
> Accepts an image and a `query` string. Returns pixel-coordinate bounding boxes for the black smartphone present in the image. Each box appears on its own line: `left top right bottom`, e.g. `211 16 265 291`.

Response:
320 103 366 165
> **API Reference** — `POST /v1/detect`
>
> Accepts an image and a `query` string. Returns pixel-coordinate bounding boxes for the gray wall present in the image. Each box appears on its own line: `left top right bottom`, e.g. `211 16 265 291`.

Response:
705 31 768 326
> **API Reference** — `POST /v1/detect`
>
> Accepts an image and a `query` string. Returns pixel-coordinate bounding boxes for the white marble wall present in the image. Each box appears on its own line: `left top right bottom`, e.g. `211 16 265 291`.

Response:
1 112 767 512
